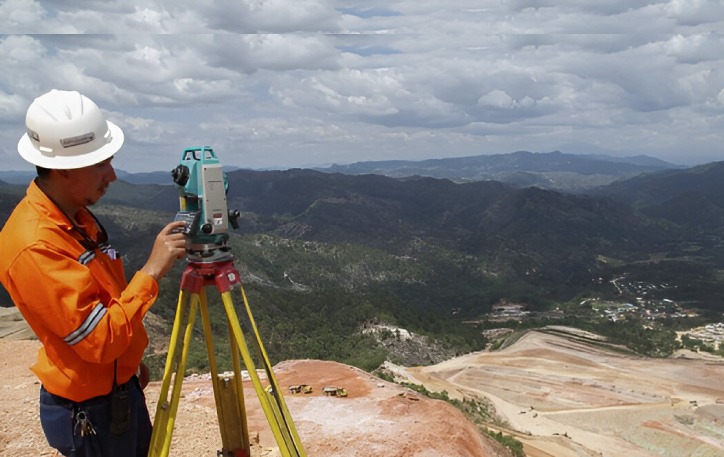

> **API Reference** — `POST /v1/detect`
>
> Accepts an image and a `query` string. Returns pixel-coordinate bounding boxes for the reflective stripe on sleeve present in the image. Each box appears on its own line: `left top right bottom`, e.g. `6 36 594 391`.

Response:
78 250 96 265
63 302 107 346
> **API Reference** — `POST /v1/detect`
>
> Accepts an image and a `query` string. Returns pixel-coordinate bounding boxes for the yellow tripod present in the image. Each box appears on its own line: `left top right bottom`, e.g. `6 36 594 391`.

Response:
148 257 306 457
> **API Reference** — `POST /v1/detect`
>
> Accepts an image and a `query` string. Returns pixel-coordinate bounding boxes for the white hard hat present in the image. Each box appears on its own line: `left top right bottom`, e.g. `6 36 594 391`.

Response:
17 89 124 169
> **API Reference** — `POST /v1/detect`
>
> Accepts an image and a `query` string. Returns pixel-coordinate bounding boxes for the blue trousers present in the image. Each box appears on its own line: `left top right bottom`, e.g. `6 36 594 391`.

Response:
39 376 152 457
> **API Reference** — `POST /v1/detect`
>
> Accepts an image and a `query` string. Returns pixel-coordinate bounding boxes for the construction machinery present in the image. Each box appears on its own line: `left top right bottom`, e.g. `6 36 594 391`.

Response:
322 387 348 397
288 385 313 394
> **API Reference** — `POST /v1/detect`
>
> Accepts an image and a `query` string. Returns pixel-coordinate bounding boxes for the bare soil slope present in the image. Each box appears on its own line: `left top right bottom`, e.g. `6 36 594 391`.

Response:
401 328 724 457
0 336 506 456
4 308 723 457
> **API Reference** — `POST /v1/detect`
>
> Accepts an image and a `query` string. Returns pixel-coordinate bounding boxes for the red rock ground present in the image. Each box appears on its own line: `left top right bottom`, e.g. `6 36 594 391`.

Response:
0 339 507 456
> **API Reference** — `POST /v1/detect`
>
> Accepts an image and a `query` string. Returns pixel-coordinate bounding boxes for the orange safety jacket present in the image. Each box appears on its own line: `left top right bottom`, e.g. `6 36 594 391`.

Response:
0 180 158 402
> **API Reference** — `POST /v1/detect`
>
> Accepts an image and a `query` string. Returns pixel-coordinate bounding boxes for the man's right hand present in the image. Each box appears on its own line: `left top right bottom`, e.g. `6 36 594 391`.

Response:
140 221 187 281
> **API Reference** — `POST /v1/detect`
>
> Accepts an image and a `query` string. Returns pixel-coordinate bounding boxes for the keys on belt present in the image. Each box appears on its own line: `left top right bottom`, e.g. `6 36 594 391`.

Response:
74 410 97 437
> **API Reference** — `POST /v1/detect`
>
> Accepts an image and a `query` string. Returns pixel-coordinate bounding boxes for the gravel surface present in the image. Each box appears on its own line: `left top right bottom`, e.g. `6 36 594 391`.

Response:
0 337 505 456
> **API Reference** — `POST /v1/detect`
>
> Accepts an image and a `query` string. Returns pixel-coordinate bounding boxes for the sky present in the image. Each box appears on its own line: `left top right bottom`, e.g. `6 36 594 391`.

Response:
1 1 723 173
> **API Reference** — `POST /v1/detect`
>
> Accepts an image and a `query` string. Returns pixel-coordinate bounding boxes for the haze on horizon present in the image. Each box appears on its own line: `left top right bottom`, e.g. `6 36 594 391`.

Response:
1 0 723 173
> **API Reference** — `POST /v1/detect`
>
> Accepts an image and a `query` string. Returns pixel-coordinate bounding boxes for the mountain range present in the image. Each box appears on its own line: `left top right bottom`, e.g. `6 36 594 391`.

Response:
1 151 722 369
314 150 682 192
0 150 681 191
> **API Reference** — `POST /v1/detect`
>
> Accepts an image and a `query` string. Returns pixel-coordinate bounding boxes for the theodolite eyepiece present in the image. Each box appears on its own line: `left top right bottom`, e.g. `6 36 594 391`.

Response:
171 164 190 187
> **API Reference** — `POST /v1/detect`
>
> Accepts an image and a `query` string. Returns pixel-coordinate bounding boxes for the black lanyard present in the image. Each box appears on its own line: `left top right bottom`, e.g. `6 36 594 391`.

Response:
72 208 109 252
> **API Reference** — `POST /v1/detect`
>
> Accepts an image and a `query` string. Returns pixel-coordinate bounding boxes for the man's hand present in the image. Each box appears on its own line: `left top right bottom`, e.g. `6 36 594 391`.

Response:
140 221 187 281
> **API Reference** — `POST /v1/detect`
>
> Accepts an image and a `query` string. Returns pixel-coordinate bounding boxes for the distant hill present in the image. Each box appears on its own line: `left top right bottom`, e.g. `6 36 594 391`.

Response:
0 170 34 185
316 150 682 192
590 161 724 235
0 169 174 186
2 158 723 370
591 161 724 205
0 167 240 186
0 152 678 190
114 170 174 185
114 166 243 185
94 167 667 301
224 168 666 262
1 165 719 311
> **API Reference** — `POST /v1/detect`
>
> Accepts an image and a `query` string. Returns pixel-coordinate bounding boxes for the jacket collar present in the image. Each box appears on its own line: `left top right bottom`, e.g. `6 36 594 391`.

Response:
27 179 74 231
27 179 101 240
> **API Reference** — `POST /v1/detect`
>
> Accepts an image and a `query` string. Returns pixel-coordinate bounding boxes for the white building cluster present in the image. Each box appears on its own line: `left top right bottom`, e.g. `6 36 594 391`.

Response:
683 323 724 350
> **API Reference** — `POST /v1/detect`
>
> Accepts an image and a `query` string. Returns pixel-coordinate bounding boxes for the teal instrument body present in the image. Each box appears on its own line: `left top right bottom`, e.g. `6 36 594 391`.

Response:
171 146 238 260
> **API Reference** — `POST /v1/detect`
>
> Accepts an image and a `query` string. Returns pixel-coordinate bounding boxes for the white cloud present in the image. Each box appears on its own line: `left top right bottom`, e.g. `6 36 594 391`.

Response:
0 1 723 172
233 34 340 71
0 0 48 32
195 0 342 33
664 0 724 27
0 34 44 66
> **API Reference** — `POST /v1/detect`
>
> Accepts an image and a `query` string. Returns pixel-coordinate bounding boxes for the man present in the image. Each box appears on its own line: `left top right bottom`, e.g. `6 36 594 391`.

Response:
0 89 187 456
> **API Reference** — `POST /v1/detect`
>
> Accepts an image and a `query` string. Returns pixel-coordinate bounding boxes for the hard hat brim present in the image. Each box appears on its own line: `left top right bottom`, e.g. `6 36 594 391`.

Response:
17 120 124 170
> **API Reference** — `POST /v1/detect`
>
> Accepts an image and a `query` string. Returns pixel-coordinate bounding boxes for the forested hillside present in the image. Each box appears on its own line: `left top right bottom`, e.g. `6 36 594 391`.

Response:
1 163 723 373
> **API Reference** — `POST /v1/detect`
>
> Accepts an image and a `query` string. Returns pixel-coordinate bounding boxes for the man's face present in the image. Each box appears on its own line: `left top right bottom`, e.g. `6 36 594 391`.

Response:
64 156 117 207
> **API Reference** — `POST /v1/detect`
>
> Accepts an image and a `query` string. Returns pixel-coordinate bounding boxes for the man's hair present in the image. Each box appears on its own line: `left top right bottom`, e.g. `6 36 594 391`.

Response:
36 166 52 178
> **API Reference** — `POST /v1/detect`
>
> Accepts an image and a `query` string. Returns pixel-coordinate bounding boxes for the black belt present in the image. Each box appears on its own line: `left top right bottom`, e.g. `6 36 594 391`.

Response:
42 375 137 407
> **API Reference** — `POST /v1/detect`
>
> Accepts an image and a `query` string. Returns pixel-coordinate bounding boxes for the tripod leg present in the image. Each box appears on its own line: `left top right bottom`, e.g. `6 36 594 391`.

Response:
198 287 251 456
226 312 252 453
219 290 306 457
148 290 200 457
239 286 306 455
